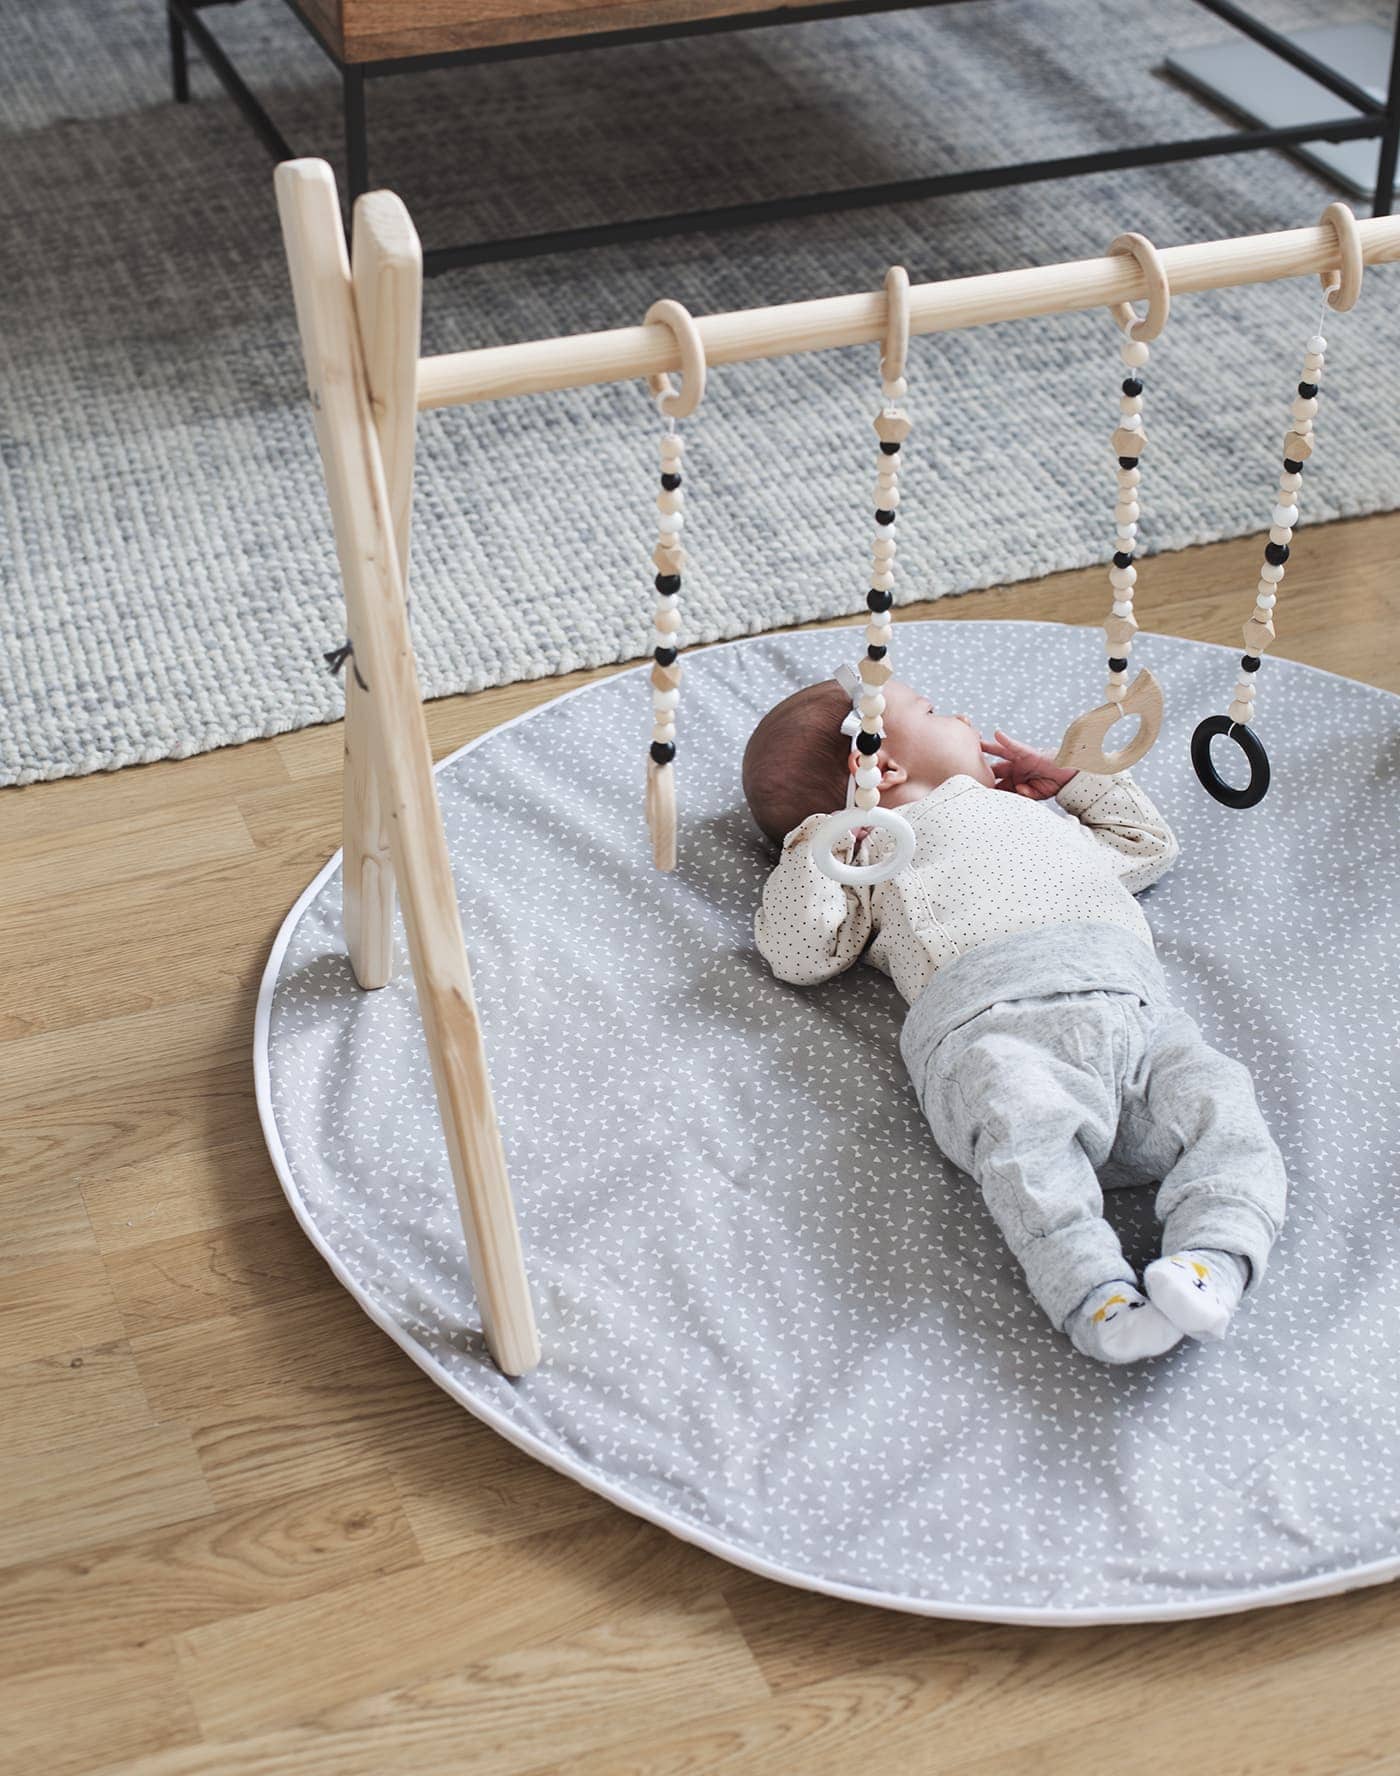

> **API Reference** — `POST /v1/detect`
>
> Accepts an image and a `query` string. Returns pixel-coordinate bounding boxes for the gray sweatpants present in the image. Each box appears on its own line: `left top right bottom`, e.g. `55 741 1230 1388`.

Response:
899 921 1287 1330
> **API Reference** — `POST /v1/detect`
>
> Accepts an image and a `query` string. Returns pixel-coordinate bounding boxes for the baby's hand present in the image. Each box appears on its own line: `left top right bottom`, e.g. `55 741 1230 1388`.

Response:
982 729 1078 801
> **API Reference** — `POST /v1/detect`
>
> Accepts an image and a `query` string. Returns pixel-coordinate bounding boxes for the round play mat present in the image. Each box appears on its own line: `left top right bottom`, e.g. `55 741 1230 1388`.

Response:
255 619 1400 1623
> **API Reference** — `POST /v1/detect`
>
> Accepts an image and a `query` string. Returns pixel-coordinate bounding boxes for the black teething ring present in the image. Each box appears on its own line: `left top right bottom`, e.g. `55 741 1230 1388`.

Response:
1190 714 1271 809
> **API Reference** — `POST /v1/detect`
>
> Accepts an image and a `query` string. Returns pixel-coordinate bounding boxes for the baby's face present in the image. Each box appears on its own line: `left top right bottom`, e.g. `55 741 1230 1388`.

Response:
880 679 996 792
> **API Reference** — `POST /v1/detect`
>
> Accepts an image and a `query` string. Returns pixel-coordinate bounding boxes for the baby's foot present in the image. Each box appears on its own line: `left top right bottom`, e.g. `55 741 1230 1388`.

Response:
1066 1280 1183 1365
1144 1250 1248 1341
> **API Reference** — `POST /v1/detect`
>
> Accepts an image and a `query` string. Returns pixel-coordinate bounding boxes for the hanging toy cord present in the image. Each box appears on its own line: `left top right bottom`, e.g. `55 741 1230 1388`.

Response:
641 298 706 872
1191 201 1362 810
809 267 918 887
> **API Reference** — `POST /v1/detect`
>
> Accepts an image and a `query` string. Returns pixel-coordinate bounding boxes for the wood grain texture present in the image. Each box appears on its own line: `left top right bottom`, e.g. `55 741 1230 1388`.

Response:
2 516 1398 1770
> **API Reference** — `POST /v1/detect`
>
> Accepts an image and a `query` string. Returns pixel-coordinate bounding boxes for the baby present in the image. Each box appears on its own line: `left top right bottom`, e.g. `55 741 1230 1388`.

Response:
744 674 1287 1364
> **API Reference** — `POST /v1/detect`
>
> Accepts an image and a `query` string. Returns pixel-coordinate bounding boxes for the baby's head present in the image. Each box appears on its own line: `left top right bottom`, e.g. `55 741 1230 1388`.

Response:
742 676 994 844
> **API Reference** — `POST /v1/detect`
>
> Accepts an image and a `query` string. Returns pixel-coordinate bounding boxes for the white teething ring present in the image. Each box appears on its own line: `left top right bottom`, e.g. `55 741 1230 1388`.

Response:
810 805 917 885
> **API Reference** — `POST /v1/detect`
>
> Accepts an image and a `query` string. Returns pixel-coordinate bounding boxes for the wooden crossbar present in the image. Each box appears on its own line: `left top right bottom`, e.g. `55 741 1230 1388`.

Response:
416 214 1400 409
274 156 1394 1377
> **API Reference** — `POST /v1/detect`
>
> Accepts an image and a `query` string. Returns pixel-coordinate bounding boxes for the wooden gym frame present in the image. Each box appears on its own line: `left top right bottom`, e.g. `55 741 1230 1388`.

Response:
274 156 1400 1376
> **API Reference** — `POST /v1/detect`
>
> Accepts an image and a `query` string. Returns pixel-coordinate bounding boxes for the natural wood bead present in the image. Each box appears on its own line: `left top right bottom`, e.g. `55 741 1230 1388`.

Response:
1117 466 1141 486
873 485 901 508
854 786 880 811
860 657 894 686
858 694 886 719
1114 502 1140 525
656 489 684 514
1283 430 1314 461
870 570 895 592
1243 615 1276 653
650 663 683 690
1292 395 1319 421
872 536 896 557
652 542 686 574
654 607 681 634
1120 394 1143 415
658 434 685 458
873 410 912 445
1112 425 1147 456
1103 611 1139 649
1228 700 1255 725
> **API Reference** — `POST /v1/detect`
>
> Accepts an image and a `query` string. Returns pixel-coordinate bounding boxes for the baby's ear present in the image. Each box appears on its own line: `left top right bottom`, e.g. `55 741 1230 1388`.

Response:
880 755 908 787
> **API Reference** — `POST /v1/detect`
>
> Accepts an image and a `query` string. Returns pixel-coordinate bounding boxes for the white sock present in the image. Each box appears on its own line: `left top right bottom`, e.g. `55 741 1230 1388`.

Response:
1066 1279 1184 1365
1144 1249 1248 1342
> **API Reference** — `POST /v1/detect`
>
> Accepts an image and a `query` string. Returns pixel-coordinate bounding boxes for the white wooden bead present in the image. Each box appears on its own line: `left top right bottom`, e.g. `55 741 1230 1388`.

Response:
1228 700 1255 725
1116 523 1139 542
1256 591 1277 609
872 537 896 559
1307 334 1327 355
652 723 676 744
1109 565 1136 589
854 786 880 811
653 688 680 711
855 764 881 789
1259 563 1284 583
1233 679 1256 700
1117 412 1144 434
1279 471 1302 491
1121 340 1150 367
1271 504 1297 529
658 509 684 533
1117 466 1141 487
881 377 908 400
654 592 680 610
1269 525 1293 546
1111 599 1134 618
1291 395 1319 421
1114 502 1140 525
874 520 895 539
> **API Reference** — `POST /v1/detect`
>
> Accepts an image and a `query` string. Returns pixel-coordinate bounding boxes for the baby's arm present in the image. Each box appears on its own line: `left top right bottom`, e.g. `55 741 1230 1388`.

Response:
754 812 874 985
1056 770 1181 893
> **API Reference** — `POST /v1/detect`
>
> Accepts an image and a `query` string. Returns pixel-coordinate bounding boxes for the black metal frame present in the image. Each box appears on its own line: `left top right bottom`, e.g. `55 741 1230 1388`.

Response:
168 0 1400 275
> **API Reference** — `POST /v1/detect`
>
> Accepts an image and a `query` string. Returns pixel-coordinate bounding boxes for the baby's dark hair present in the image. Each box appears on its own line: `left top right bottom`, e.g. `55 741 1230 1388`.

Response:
742 680 853 845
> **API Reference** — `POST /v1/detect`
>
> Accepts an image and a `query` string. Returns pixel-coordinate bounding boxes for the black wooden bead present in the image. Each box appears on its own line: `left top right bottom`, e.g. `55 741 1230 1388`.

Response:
879 441 901 456
1297 381 1318 400
1283 457 1304 475
660 472 682 492
1107 656 1128 672
1241 654 1261 672
867 644 888 660
874 509 896 526
1121 377 1143 397
867 588 894 612
856 730 881 756
649 740 676 765
1118 455 1139 470
653 646 677 666
1264 541 1290 566
1113 551 1133 570
654 572 681 594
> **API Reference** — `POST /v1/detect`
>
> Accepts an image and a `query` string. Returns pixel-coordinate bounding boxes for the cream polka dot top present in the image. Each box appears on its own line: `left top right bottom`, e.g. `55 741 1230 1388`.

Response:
754 770 1180 1005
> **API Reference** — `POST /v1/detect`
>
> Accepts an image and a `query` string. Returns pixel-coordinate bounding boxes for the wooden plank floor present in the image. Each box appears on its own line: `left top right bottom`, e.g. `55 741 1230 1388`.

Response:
4 513 1400 1776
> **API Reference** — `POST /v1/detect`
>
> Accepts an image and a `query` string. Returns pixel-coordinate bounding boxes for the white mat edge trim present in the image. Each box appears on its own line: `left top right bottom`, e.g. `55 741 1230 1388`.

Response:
252 622 1400 1626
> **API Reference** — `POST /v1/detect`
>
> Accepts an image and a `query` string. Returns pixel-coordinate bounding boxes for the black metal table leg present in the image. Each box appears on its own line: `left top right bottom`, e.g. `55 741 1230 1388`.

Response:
1372 3 1400 216
169 2 190 103
344 65 368 210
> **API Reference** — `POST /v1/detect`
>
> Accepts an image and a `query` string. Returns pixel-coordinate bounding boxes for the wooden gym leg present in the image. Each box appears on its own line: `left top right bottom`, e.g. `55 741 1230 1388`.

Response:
276 158 539 1377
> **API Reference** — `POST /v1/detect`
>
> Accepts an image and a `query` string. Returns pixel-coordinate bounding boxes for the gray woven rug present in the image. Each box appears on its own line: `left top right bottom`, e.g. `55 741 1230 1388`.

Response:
2 0 1397 785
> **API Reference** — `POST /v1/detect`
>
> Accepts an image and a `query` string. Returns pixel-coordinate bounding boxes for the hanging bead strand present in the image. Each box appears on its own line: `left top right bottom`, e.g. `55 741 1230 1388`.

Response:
1104 328 1150 710
650 417 685 765
1226 298 1330 731
857 342 911 810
